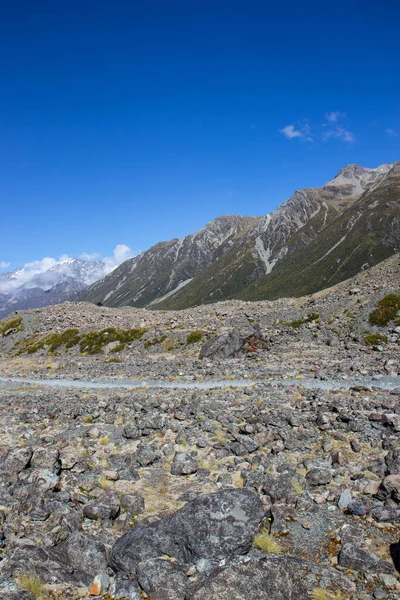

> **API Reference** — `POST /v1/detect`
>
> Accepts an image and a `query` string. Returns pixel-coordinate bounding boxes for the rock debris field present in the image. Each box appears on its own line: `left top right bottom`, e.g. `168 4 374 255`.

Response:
0 254 399 599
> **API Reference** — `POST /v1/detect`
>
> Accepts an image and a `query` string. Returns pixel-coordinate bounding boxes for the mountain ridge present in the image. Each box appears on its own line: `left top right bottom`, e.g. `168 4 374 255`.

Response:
78 161 399 310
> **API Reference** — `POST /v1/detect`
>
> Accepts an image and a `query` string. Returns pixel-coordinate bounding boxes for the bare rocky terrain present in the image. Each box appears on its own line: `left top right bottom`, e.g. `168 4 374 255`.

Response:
0 254 399 599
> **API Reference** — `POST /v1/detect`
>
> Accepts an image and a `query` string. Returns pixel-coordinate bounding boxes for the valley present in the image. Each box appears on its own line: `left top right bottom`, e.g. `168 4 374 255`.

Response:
0 254 399 599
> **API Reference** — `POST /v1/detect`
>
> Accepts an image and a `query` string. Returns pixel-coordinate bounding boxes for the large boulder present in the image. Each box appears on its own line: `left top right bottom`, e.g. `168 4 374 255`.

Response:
338 543 394 574
53 531 108 577
0 447 32 475
262 471 307 504
191 557 308 600
110 489 264 575
0 545 92 586
200 325 266 359
136 558 188 600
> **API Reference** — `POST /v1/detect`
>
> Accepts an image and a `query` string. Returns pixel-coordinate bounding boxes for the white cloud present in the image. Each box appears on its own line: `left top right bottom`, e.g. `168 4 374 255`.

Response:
386 128 398 137
323 126 355 143
325 111 346 122
279 125 303 139
0 261 10 269
79 251 101 261
280 112 354 144
102 244 136 274
24 256 64 272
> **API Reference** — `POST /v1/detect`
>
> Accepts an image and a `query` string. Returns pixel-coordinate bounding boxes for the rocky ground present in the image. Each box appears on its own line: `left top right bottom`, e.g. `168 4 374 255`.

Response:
0 255 399 599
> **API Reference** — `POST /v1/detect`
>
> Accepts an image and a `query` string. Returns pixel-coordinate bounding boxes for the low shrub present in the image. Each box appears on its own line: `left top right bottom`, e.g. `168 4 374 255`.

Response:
369 293 400 327
363 332 388 346
15 329 80 354
79 328 147 354
186 330 203 344
286 313 320 328
0 316 23 335
144 335 167 349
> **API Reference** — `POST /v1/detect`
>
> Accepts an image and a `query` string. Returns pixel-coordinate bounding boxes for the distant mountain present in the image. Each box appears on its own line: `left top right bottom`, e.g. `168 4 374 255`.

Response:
78 215 259 308
0 258 107 319
78 161 400 309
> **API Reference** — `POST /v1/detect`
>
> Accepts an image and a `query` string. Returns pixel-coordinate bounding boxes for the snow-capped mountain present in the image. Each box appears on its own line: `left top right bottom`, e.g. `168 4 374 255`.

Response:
0 258 113 319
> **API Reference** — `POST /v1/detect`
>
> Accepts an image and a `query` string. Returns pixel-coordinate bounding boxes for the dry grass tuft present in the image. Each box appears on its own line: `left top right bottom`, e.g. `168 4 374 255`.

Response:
16 574 43 598
253 532 283 553
310 589 345 600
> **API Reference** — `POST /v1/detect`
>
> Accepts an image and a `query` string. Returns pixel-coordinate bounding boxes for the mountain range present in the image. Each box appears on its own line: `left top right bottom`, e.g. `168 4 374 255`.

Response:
78 161 400 310
1 161 399 318
0 258 108 319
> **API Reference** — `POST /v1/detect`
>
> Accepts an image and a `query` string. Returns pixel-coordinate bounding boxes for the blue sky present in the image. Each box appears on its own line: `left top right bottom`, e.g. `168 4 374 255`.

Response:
0 0 399 272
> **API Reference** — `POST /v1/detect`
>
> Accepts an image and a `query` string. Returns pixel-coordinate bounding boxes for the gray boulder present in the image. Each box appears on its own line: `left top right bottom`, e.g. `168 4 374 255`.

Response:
191 557 308 600
134 442 159 467
53 531 108 579
338 543 394 574
120 492 145 515
112 577 141 599
200 325 266 359
306 468 332 486
0 447 32 474
262 470 307 503
136 558 188 600
0 544 92 586
110 489 264 575
171 452 198 475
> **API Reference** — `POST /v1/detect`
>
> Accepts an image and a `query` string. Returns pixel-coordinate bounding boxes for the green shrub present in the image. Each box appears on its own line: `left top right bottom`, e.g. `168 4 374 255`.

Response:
286 313 320 328
363 332 388 346
79 328 147 355
186 330 204 344
144 335 167 349
0 316 23 335
15 329 80 354
369 293 400 327
15 327 147 355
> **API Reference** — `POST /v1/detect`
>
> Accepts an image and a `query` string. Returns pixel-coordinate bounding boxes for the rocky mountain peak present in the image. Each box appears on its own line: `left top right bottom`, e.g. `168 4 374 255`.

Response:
325 162 393 197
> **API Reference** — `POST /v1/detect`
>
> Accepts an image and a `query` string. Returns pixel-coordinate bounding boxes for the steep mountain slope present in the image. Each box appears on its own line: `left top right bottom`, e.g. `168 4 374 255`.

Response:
80 215 260 307
167 162 400 307
79 161 399 310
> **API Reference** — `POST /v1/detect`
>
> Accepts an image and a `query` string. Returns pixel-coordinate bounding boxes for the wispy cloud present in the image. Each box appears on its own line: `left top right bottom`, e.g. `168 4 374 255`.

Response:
0 261 10 269
79 251 101 261
323 126 355 143
325 111 346 122
386 128 398 137
279 125 304 139
280 112 354 144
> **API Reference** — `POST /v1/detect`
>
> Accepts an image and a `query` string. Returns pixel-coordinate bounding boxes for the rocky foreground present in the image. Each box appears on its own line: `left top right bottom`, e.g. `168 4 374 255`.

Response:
0 255 399 599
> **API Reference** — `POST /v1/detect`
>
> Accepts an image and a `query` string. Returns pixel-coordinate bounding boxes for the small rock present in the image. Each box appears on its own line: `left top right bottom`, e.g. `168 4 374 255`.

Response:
90 573 110 596
338 489 352 510
306 468 332 486
171 452 198 475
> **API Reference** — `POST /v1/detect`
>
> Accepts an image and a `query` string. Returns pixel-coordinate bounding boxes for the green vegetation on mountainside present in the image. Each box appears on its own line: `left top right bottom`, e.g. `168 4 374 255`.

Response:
14 327 147 355
368 293 400 326
237 177 400 301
